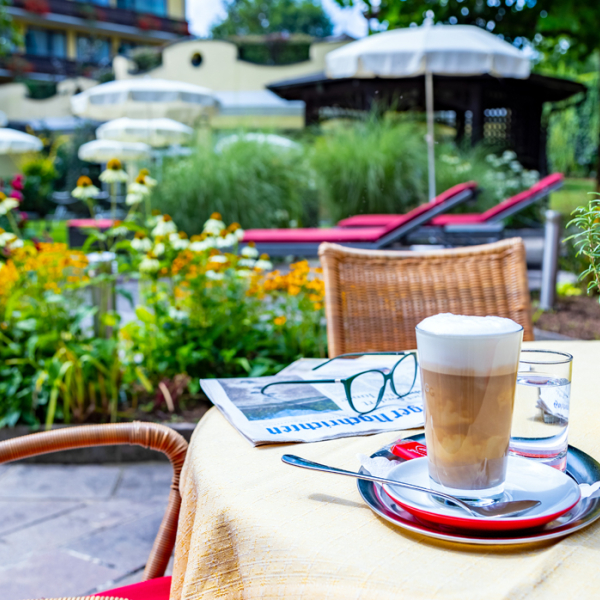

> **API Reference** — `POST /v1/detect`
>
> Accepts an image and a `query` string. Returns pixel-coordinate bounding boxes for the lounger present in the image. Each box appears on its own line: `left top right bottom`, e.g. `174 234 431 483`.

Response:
337 173 563 230
242 182 477 256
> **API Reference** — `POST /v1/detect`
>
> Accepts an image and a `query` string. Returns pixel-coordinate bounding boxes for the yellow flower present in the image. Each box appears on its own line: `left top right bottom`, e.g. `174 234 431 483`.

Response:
313 303 323 311
273 315 287 326
107 158 123 170
77 176 93 187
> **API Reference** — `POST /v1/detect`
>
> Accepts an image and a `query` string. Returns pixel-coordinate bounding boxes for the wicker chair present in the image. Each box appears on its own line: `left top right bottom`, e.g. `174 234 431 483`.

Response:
318 238 534 356
1 422 188 600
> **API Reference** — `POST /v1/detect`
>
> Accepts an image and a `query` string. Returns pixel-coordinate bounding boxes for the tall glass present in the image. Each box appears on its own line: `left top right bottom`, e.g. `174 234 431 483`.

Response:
416 315 523 501
509 350 573 472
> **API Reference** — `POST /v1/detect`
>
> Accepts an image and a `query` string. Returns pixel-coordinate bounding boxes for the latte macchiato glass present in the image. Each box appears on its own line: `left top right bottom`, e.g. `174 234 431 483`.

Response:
416 314 523 500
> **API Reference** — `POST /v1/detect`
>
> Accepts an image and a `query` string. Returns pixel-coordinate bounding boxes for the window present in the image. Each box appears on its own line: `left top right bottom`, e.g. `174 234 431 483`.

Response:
117 0 166 17
77 35 111 65
25 28 66 58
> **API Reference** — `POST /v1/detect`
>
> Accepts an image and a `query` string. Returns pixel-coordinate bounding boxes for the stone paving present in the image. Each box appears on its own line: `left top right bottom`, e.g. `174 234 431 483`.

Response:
0 462 173 600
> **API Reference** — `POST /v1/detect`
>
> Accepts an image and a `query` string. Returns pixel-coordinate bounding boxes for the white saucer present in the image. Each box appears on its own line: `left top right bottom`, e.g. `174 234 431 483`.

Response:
382 457 581 532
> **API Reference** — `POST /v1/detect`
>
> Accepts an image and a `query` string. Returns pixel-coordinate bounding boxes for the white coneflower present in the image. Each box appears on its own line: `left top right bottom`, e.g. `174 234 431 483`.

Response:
0 229 17 247
205 270 224 280
152 214 177 237
131 233 152 252
254 254 273 271
71 176 100 200
241 245 259 258
126 192 144 206
137 168 157 187
139 254 160 273
153 242 166 257
100 158 129 183
237 258 256 268
0 195 19 216
208 254 228 263
215 232 237 248
236 269 253 278
203 212 226 235
189 236 215 252
169 232 190 250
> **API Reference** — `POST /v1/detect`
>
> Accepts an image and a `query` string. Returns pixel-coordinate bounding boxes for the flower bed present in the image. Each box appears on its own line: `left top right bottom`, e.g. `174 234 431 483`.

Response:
0 166 327 429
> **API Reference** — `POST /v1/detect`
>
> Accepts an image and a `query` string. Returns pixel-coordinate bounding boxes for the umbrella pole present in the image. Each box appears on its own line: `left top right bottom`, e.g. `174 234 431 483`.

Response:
425 70 436 202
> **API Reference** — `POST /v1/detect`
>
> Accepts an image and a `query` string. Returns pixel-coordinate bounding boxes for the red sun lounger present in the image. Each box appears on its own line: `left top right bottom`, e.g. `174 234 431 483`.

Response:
242 182 477 256
428 173 564 227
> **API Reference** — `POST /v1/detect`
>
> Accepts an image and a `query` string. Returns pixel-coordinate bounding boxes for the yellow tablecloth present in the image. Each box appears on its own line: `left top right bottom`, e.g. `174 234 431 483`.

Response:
171 341 600 600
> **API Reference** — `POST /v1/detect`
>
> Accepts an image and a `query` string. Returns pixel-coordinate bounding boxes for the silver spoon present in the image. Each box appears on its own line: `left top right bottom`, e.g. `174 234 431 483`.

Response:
282 454 541 519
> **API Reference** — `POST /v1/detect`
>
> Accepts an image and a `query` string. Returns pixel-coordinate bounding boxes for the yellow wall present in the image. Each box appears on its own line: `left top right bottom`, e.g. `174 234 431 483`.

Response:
167 0 185 20
119 38 349 92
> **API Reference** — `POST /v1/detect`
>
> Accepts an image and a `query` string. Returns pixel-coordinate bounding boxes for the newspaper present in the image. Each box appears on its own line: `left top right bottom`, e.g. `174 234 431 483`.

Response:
201 355 424 446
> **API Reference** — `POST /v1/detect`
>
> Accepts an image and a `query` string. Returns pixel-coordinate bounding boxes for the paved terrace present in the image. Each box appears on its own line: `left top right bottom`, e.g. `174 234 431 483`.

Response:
0 463 172 600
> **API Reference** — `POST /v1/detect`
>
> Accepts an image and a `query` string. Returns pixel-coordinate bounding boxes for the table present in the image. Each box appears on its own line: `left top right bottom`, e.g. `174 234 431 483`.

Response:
171 341 600 600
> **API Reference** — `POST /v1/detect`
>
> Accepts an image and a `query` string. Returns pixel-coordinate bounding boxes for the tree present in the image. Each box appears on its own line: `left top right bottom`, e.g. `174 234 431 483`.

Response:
335 0 600 187
0 0 23 56
211 0 334 39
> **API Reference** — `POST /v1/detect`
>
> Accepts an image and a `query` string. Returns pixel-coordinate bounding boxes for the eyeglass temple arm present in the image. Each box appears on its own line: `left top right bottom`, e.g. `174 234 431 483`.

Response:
261 379 339 394
312 351 414 372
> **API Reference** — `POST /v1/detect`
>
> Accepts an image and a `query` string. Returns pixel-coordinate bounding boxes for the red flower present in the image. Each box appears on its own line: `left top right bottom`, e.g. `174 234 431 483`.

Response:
11 174 24 191
9 190 23 202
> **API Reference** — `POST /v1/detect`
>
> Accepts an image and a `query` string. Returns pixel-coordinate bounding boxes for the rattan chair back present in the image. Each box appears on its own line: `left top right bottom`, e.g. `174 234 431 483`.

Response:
0 422 187 582
319 238 534 356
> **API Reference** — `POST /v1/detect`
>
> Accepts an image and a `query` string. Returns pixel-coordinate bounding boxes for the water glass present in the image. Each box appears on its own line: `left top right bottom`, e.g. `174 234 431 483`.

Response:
509 350 573 471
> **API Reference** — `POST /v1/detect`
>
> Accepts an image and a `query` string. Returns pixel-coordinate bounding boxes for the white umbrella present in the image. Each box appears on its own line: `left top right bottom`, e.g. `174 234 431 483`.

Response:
215 133 300 153
78 139 152 163
96 117 194 148
326 21 531 200
71 79 217 124
0 128 43 154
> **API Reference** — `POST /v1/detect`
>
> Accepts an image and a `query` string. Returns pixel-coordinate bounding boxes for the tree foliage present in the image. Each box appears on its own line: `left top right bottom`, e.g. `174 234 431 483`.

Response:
211 0 333 38
0 0 22 56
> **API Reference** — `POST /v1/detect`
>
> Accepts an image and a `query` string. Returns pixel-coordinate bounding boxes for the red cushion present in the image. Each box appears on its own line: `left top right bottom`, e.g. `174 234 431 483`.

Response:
430 174 564 226
94 576 171 600
336 182 478 228
242 226 386 244
67 218 114 229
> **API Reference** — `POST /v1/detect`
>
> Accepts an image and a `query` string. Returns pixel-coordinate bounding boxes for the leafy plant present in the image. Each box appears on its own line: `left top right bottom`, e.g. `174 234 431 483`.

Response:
565 195 600 301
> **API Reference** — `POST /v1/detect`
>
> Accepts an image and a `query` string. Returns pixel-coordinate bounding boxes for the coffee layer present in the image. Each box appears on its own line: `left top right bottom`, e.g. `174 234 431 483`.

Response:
421 368 517 490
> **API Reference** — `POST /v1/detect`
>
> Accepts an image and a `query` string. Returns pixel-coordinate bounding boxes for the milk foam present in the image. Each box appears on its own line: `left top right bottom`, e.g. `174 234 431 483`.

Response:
416 313 523 375
417 313 522 336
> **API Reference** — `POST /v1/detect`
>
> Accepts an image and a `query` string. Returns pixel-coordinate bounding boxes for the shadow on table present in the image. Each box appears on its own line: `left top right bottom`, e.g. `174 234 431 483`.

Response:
308 493 370 510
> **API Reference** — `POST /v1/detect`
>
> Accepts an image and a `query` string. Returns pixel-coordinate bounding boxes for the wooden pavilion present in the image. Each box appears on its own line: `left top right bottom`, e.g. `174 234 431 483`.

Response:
267 72 585 173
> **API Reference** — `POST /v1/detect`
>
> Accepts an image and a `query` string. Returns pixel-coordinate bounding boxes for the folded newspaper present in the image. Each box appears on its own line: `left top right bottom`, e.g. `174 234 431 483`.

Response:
201 355 424 446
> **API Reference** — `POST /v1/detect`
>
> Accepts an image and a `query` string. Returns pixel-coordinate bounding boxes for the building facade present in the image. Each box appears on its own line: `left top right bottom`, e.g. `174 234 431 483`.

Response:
3 0 188 82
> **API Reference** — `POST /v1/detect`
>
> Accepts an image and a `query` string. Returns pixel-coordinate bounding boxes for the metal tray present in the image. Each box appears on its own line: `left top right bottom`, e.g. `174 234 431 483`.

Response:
358 434 600 545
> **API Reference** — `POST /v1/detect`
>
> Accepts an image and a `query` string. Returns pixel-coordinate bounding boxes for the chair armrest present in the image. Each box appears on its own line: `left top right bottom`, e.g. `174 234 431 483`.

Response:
0 422 188 581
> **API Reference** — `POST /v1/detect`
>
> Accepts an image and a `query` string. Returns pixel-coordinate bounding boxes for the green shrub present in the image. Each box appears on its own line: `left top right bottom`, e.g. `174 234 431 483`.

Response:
153 138 317 234
311 119 428 223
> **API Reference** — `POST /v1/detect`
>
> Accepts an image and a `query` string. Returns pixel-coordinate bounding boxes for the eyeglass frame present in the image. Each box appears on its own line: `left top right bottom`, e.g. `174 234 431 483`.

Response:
260 351 418 415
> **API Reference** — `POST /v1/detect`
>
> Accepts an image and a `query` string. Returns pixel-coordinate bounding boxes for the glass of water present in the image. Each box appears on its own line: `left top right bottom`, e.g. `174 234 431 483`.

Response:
509 350 573 471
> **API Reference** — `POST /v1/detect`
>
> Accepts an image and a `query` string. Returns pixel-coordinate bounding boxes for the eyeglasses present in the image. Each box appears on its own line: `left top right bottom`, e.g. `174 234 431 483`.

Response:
260 352 418 414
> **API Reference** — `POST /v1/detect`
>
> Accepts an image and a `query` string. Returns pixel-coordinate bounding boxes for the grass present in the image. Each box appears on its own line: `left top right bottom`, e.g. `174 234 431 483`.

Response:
24 220 68 244
550 178 597 216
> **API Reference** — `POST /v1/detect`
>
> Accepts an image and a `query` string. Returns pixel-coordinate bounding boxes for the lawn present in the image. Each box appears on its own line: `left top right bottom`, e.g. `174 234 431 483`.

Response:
550 178 597 216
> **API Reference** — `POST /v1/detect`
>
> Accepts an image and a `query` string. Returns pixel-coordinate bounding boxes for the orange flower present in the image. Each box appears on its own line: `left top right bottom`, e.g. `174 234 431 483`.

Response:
273 315 287 326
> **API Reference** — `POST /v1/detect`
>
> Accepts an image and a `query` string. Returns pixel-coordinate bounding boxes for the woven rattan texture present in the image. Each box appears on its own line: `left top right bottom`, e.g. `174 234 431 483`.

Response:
319 238 533 356
0 422 187 581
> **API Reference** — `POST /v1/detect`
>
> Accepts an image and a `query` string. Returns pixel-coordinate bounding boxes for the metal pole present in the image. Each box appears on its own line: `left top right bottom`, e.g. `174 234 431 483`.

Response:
540 210 562 311
425 70 436 202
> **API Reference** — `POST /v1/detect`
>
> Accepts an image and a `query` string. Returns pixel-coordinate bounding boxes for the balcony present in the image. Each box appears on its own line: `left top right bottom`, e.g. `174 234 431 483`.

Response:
0 53 82 80
10 0 189 37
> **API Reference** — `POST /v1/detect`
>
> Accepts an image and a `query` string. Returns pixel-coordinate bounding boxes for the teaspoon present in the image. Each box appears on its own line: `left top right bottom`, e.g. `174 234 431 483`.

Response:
282 454 541 519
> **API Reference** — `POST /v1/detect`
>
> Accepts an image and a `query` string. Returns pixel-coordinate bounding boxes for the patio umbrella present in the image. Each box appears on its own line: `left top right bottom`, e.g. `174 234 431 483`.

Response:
78 139 152 163
215 133 300 153
96 117 194 148
70 79 217 124
325 21 531 200
0 128 43 154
